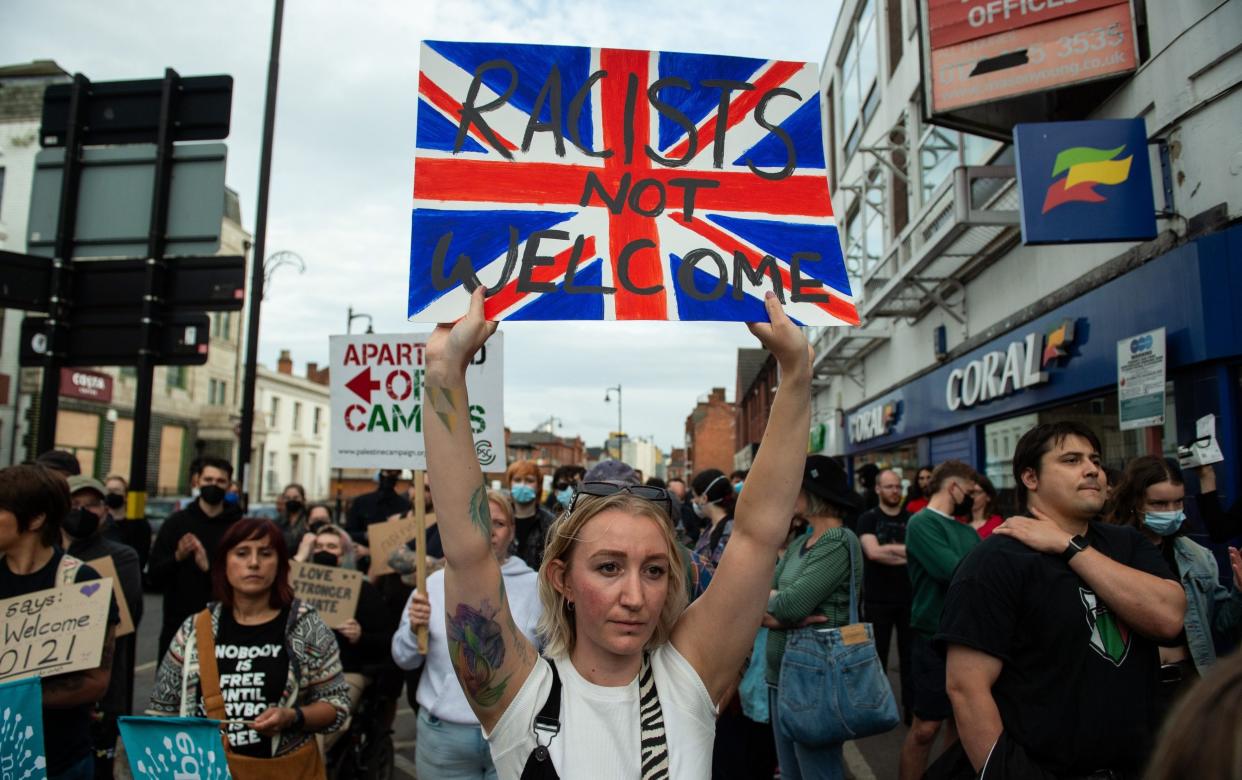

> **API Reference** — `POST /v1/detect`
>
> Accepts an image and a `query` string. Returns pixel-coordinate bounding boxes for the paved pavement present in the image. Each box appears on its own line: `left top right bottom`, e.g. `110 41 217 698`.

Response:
132 592 946 778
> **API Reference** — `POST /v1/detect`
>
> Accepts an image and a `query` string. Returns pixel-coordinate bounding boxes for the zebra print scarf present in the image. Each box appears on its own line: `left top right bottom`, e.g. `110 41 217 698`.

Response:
639 651 669 779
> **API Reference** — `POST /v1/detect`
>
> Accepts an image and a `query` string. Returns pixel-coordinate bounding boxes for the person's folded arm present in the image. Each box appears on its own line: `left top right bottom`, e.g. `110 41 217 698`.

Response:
946 643 1004 771
767 542 850 625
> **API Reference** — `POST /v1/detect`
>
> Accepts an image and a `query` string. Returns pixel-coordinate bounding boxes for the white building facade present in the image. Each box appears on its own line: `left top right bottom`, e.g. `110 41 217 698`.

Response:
810 0 1242 509
252 353 332 503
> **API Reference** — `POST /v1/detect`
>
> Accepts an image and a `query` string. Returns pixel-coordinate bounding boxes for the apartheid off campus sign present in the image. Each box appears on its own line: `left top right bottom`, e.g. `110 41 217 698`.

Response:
329 332 504 470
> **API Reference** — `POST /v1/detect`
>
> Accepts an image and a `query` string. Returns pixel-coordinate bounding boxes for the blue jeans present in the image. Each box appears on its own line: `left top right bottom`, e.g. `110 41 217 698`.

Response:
769 686 844 780
49 753 95 780
416 709 498 780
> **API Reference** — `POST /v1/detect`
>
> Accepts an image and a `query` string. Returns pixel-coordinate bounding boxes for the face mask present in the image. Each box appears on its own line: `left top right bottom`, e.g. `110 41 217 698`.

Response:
190 486 201 499
199 484 226 506
556 488 574 509
311 550 340 568
64 507 100 539
285 500 305 517
733 482 744 495
309 520 329 534
1144 510 1185 537
104 493 125 510
511 484 536 505
378 475 398 492
224 492 240 505
691 501 706 519
951 486 973 518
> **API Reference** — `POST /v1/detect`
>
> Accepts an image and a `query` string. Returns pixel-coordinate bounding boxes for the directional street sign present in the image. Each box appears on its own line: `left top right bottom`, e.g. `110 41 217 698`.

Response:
20 312 211 368
41 75 232 147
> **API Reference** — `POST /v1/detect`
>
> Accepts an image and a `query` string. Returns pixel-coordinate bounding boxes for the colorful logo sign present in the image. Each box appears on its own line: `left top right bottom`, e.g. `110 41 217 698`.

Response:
1042 319 1076 366
946 319 1079 411
1042 145 1133 214
1015 119 1157 245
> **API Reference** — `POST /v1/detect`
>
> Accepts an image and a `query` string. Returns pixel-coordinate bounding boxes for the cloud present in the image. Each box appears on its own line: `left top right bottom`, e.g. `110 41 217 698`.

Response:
2 0 842 452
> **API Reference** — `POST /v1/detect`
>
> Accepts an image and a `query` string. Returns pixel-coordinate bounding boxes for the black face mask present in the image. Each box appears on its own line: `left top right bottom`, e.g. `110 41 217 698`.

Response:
308 520 329 534
311 550 339 568
104 493 126 510
285 500 305 517
379 475 398 492
951 487 974 518
64 507 101 539
199 484 226 506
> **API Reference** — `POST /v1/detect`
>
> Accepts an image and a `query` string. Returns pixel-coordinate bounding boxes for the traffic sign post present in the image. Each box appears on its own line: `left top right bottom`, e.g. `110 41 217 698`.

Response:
0 68 234 518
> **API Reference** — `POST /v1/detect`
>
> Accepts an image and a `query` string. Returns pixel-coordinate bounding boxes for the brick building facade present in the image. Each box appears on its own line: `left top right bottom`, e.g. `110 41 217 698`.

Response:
683 388 735 478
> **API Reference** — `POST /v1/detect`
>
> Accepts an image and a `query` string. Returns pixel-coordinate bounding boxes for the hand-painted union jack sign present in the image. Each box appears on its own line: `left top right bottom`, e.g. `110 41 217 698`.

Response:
409 41 857 325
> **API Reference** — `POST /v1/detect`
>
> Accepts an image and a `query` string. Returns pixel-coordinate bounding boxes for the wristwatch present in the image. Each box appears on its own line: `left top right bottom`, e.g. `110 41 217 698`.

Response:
292 706 305 731
1061 534 1089 563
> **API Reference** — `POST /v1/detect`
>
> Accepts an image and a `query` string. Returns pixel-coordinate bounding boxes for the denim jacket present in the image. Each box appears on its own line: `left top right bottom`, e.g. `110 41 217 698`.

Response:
1172 536 1242 674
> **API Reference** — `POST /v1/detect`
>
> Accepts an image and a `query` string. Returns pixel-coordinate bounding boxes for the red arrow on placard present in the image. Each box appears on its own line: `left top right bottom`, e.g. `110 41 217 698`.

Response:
346 367 381 402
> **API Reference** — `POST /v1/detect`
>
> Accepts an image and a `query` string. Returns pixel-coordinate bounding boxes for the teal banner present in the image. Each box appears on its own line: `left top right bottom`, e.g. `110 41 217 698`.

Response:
118 716 232 780
0 677 47 779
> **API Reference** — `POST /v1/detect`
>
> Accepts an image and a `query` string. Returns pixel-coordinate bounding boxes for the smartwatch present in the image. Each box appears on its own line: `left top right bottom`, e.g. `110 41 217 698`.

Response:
1061 534 1089 563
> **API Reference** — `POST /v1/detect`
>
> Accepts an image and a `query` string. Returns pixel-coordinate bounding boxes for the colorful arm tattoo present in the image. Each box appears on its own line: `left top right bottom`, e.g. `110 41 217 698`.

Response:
447 599 511 707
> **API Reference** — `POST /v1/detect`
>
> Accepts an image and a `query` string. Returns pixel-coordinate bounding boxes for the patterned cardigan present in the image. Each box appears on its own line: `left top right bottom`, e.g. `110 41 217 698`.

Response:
147 599 351 756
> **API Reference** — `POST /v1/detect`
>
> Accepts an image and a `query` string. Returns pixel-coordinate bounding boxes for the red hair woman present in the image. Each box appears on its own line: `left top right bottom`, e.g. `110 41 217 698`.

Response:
148 517 350 776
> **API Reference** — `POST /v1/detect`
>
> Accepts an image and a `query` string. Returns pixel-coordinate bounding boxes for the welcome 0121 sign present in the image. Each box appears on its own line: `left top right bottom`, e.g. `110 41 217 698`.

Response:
329 332 504 470
408 41 857 325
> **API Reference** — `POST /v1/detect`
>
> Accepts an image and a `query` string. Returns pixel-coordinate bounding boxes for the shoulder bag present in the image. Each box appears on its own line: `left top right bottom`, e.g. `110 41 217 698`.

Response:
194 609 327 779
777 531 900 746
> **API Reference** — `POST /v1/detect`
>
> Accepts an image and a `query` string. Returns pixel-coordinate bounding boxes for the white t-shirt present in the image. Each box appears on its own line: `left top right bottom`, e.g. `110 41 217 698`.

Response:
487 643 716 780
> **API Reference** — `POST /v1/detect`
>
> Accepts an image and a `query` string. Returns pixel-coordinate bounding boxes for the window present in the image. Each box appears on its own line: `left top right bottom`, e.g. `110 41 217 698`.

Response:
839 0 879 161
208 378 226 405
843 171 887 286
312 406 322 436
886 0 904 76
290 453 300 483
211 313 231 340
292 402 302 434
0 167 5 215
165 366 188 391
269 397 280 429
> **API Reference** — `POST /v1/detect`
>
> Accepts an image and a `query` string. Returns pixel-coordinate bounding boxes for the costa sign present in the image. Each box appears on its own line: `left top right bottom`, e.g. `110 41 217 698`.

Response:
59 368 113 403
946 319 1075 410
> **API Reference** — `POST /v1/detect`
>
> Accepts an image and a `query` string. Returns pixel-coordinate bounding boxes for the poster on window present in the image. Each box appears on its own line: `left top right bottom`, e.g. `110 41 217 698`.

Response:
1117 327 1165 431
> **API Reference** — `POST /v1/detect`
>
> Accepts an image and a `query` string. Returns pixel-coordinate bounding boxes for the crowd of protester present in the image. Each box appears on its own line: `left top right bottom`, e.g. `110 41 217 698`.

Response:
2 313 1241 778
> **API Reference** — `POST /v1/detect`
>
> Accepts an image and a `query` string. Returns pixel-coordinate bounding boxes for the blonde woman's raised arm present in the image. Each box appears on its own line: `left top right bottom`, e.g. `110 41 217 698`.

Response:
424 287 537 731
672 293 812 700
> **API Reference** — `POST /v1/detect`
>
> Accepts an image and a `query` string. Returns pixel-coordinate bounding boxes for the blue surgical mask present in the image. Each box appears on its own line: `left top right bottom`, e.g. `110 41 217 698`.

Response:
733 481 743 495
511 484 537 504
1143 510 1185 537
556 488 574 509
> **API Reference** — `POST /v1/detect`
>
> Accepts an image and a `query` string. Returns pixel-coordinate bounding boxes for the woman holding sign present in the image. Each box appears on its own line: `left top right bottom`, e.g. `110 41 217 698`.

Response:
148 517 350 777
423 288 811 779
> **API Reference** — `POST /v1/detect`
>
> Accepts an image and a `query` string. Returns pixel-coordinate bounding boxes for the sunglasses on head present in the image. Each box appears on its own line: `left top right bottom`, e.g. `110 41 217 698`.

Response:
569 481 672 517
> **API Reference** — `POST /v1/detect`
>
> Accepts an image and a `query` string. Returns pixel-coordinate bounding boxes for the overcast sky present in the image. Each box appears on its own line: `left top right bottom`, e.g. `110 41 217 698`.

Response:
2 0 842 453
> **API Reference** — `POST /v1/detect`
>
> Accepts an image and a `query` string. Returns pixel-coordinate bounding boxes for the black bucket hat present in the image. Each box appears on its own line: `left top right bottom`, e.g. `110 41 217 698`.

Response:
802 455 862 511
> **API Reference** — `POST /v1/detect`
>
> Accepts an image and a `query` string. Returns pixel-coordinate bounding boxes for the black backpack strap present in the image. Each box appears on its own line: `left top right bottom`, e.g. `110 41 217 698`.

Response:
521 657 562 780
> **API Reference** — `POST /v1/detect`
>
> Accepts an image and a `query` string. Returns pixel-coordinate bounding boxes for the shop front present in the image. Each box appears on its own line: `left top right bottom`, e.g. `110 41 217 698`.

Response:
843 224 1242 513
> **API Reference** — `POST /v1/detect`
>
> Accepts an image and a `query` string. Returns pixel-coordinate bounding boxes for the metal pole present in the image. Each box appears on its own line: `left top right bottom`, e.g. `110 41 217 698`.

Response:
237 0 285 511
336 307 352 520
34 73 90 455
617 384 623 452
127 68 180 520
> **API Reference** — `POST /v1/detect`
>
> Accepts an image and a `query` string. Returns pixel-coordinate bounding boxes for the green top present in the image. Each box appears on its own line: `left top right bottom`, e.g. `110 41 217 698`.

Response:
765 526 860 684
906 506 980 637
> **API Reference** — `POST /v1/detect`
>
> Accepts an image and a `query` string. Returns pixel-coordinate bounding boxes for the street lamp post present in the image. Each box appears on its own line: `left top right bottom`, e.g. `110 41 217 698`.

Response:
604 384 622 459
336 306 374 519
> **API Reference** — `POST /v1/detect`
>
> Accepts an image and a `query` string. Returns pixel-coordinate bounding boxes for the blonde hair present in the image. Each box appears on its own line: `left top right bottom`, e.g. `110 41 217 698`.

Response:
536 493 688 658
486 489 514 526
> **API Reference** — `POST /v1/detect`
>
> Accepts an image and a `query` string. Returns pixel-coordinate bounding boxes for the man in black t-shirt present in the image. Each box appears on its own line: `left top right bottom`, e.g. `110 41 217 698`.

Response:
937 423 1186 778
856 468 913 721
0 464 120 780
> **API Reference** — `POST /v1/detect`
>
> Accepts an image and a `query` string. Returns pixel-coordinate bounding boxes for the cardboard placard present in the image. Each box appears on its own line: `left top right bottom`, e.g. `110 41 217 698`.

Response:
0 579 113 683
366 516 419 578
409 41 857 326
85 557 134 637
288 561 363 629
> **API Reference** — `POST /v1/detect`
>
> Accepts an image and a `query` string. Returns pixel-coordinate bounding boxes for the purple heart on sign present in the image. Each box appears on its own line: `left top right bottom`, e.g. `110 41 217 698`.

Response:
80 583 100 597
